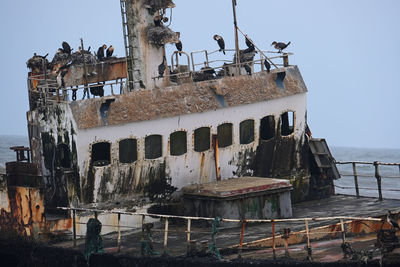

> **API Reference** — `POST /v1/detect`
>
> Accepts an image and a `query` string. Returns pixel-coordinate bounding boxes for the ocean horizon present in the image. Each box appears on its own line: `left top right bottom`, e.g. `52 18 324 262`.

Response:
1 135 399 199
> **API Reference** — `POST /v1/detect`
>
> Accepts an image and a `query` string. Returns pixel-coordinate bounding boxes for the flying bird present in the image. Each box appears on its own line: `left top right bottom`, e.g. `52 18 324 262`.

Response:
387 210 400 229
97 44 107 60
264 59 271 73
271 41 291 53
62 41 72 55
175 41 182 56
158 56 166 77
106 45 114 58
213 34 225 55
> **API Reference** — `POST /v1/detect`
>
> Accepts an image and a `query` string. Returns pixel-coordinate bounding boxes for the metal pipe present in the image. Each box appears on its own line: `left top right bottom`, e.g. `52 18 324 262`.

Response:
239 220 246 258
163 218 169 253
340 219 346 244
272 220 276 260
72 210 76 247
117 213 121 252
186 219 191 255
374 161 383 201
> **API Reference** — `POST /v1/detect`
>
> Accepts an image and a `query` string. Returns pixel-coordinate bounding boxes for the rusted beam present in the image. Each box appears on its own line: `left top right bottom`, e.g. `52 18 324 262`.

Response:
374 161 383 201
73 210 77 247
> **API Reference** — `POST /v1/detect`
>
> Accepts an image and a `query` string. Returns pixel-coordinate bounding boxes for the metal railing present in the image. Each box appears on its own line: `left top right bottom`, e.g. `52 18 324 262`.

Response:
335 161 400 200
57 206 385 259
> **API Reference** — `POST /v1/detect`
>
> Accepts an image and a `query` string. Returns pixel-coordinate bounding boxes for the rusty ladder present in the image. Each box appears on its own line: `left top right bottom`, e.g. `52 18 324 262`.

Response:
120 0 144 90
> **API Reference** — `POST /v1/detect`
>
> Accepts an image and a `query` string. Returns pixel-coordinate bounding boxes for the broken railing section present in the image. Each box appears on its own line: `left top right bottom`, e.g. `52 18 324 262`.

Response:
335 161 400 200
57 206 395 260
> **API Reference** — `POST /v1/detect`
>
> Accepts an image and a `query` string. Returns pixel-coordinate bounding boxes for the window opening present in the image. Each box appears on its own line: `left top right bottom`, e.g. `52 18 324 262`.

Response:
217 123 233 148
119 138 137 163
275 71 286 88
57 143 71 168
240 119 255 144
170 131 187 156
281 111 294 136
260 115 275 141
91 142 111 166
194 127 210 152
145 135 162 159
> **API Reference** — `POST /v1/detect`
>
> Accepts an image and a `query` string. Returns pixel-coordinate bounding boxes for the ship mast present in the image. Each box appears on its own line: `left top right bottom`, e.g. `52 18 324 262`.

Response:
232 0 241 74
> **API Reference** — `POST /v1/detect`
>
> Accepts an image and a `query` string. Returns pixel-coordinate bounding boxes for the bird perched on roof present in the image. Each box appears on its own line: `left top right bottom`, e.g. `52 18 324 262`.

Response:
213 35 225 55
158 56 166 78
387 210 400 229
243 64 252 75
97 44 107 61
175 41 182 56
271 41 291 53
106 45 114 58
62 41 72 55
264 59 271 73
154 15 163 26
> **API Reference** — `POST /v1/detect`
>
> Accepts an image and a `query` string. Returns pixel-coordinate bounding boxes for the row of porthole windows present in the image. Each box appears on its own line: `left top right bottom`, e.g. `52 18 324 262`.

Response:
91 111 294 166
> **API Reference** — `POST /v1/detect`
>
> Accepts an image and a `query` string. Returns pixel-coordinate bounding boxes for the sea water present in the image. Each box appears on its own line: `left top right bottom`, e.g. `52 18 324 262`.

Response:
1 135 399 199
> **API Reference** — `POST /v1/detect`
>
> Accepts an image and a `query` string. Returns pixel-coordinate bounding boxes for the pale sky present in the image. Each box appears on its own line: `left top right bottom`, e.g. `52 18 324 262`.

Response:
0 0 399 149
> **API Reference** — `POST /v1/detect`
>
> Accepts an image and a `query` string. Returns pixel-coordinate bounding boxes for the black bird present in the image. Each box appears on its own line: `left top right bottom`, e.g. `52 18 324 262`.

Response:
243 64 252 75
387 210 400 229
213 34 225 55
271 41 291 53
62 41 72 55
245 37 254 49
97 44 107 60
264 59 271 73
154 15 162 26
106 45 114 57
175 41 182 56
158 56 166 77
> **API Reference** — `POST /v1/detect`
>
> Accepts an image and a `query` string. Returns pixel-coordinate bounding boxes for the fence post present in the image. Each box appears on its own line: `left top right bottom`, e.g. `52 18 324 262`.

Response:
352 162 360 198
340 219 346 244
305 219 312 260
163 218 169 254
72 209 76 248
374 161 383 201
186 219 191 255
117 213 121 252
272 220 276 260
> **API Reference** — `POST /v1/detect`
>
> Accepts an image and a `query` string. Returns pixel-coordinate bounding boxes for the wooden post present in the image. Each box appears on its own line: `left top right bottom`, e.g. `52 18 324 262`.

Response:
239 220 246 258
374 161 383 201
340 219 346 244
72 210 77 248
117 213 121 252
305 219 312 260
352 162 360 198
272 220 276 260
186 219 191 255
163 218 169 253
232 0 241 75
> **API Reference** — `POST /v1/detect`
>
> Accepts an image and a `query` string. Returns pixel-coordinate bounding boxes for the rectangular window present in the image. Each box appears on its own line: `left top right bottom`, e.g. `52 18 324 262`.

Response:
260 115 275 140
170 131 187 156
281 111 294 136
91 142 111 166
217 123 233 148
240 119 254 144
145 135 162 159
194 127 210 152
119 138 137 163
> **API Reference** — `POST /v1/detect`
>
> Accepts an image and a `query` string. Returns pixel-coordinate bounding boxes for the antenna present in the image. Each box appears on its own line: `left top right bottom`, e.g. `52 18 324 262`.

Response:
232 0 240 74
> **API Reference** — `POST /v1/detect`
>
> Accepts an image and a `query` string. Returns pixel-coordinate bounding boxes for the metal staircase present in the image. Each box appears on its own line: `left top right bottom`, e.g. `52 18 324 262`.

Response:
120 0 145 90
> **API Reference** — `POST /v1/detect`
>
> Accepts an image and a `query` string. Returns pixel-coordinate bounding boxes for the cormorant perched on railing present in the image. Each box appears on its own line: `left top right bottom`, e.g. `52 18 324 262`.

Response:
158 56 166 78
97 44 107 61
387 210 400 229
271 41 291 53
106 45 114 58
175 41 182 56
62 41 72 55
264 59 271 73
213 34 225 55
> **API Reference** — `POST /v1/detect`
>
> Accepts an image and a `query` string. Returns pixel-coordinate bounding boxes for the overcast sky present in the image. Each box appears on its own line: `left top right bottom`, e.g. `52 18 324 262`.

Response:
0 0 399 149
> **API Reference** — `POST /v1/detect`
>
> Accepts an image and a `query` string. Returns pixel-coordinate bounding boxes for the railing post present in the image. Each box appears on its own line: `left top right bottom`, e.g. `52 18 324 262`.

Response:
186 219 191 255
239 220 246 259
340 219 346 244
117 213 121 252
352 162 360 198
283 53 289 67
163 218 169 254
72 209 77 248
305 219 312 260
374 161 383 201
271 220 276 260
